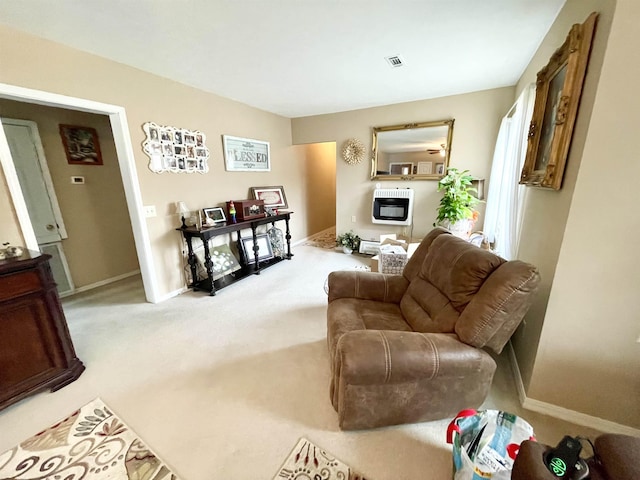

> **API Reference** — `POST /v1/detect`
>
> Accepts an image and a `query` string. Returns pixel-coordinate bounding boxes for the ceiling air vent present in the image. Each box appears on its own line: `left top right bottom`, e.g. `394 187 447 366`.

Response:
385 55 405 68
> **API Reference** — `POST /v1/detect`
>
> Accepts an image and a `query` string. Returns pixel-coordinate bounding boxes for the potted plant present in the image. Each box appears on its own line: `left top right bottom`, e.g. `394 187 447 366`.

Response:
434 167 480 238
336 230 361 254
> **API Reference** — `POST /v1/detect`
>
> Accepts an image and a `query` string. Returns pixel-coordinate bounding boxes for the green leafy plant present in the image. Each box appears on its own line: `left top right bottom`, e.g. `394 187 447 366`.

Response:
336 230 361 251
434 167 480 226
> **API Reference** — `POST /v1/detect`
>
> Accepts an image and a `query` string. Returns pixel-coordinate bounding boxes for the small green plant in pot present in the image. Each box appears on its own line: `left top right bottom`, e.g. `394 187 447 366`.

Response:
336 230 361 254
434 167 480 238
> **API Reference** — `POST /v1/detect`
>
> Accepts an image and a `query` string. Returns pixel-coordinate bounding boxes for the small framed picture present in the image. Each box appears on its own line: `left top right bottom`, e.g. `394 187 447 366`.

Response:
417 161 433 175
358 240 381 255
240 234 274 264
59 125 103 165
250 185 288 209
203 207 226 225
388 162 413 175
436 163 445 175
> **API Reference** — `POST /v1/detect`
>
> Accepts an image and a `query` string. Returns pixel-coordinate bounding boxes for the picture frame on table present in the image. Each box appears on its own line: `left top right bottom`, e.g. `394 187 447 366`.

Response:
202 207 226 226
250 185 288 209
59 125 103 165
240 234 274 264
435 163 445 175
222 135 271 172
519 13 597 190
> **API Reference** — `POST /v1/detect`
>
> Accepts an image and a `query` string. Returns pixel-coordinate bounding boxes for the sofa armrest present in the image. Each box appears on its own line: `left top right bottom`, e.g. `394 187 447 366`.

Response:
327 271 408 304
335 330 495 385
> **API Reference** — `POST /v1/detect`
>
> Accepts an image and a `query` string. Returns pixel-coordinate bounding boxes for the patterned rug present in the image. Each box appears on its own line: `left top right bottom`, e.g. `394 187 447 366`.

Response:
273 438 367 480
0 399 179 480
302 227 336 249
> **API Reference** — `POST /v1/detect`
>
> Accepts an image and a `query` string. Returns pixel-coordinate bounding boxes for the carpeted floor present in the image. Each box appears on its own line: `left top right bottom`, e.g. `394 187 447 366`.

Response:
0 243 602 480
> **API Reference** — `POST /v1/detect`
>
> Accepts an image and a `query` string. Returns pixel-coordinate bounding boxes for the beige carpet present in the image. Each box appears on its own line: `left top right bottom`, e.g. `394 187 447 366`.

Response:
0 398 179 480
0 243 603 480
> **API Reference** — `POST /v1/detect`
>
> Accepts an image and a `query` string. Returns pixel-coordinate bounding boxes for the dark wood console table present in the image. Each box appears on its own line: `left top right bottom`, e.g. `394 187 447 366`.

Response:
177 211 293 295
0 251 85 411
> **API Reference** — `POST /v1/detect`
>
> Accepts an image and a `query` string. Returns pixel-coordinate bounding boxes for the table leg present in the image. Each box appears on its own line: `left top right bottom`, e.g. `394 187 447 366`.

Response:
202 239 216 296
284 216 293 259
251 224 260 274
185 237 198 288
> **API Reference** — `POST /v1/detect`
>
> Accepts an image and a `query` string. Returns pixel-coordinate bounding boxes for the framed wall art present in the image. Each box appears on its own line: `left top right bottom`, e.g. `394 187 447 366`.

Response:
240 234 274 264
223 135 270 172
59 125 103 165
250 185 288 209
520 12 598 190
142 122 209 174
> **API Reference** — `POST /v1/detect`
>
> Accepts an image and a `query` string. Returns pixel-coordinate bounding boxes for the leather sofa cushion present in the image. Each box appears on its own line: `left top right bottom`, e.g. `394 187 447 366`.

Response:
401 234 505 333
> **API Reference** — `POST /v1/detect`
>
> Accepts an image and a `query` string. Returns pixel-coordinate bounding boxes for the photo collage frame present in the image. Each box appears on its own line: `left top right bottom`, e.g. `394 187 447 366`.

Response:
142 122 210 174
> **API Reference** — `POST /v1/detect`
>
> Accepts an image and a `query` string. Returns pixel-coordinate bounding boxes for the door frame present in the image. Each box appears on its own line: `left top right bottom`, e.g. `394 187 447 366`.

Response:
1 118 69 240
0 82 160 303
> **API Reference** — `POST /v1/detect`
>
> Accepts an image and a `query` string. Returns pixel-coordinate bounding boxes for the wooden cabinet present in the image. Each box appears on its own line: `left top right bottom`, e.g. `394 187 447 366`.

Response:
0 251 84 411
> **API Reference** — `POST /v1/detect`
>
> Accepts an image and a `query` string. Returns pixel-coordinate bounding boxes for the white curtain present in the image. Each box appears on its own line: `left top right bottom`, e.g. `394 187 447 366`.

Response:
483 84 535 259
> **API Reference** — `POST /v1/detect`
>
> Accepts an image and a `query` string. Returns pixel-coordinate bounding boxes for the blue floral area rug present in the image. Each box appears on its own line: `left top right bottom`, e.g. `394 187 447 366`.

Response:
273 438 367 480
0 398 179 480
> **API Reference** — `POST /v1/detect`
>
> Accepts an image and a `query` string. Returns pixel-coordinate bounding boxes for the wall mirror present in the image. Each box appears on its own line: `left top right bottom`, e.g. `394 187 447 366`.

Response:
371 119 454 180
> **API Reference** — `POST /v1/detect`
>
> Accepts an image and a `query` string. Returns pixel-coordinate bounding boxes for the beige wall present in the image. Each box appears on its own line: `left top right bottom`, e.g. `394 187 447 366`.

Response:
302 142 336 234
508 0 640 428
291 87 514 241
0 25 310 299
0 100 139 287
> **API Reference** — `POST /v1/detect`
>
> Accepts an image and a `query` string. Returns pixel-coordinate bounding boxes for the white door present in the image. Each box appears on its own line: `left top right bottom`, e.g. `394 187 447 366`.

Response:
1 119 68 244
1 118 74 294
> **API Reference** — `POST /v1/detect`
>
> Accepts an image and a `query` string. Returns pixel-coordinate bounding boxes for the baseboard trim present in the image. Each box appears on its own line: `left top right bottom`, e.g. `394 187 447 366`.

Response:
156 286 189 302
61 270 140 298
506 341 640 436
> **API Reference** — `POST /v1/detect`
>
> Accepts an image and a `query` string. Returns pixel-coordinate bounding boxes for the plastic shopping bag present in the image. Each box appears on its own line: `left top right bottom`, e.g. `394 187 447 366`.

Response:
446 409 535 480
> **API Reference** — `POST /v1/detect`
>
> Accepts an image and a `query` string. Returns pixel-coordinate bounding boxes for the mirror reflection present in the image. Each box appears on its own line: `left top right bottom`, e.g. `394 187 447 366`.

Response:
371 119 454 180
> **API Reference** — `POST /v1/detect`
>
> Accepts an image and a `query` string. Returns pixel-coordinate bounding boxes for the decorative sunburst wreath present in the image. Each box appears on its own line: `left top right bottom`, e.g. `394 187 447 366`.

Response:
341 138 365 165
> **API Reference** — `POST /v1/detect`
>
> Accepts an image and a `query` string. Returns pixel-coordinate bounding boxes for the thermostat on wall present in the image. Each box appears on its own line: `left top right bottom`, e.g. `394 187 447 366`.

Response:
71 176 85 184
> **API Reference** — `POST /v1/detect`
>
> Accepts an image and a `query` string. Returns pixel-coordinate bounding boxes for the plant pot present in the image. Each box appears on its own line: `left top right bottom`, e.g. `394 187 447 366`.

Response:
441 218 474 239
342 246 353 254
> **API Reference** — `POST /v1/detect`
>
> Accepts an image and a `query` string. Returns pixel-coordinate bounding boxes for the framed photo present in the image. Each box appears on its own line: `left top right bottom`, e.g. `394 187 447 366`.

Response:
435 163 445 175
388 162 413 175
358 240 381 255
202 207 226 225
520 13 597 190
250 185 288 209
59 125 103 165
417 161 433 175
222 135 270 172
240 234 274 264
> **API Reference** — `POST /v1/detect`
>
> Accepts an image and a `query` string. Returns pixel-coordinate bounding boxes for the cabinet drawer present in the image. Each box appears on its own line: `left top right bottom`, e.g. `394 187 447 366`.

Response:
0 271 42 301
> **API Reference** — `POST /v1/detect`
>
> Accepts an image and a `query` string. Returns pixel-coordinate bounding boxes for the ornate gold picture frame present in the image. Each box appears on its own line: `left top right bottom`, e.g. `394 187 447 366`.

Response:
520 12 597 190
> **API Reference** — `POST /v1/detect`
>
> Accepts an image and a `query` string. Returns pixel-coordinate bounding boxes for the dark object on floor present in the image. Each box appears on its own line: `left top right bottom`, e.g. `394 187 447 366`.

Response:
512 434 640 480
326 227 540 430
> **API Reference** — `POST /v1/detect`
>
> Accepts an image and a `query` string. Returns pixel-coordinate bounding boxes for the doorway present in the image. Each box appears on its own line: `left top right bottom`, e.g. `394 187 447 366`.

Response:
0 82 159 303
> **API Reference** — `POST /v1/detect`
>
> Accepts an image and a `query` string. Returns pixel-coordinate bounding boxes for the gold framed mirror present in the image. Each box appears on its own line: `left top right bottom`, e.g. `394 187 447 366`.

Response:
371 119 454 181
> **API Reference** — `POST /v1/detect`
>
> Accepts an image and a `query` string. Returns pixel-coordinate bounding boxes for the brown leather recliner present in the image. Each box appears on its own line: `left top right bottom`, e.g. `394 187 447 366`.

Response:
326 227 540 430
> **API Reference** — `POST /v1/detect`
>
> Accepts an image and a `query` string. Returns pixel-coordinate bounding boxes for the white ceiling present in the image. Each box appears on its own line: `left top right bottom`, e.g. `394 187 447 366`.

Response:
0 0 565 118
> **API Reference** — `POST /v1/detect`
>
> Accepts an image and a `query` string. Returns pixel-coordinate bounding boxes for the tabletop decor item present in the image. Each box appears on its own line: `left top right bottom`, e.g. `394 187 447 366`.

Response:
59 125 103 165
250 185 288 209
142 122 209 174
341 138 365 165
